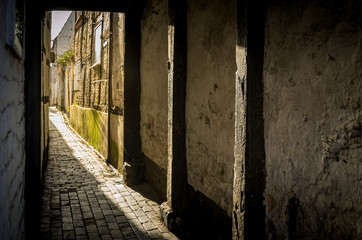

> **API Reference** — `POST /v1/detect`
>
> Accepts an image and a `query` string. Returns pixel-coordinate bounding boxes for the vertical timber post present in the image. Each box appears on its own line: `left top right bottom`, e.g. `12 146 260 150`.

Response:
24 3 43 239
233 0 247 238
160 0 188 232
123 3 145 186
233 0 266 239
107 12 113 164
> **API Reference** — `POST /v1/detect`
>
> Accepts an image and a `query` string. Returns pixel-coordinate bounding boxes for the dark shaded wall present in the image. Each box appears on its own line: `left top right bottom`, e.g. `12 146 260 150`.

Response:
140 0 169 200
263 1 362 239
0 1 26 238
186 0 236 216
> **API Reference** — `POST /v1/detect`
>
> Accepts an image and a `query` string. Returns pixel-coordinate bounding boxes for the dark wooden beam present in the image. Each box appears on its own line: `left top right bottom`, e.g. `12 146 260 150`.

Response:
233 0 266 239
122 1 145 186
40 0 135 12
160 0 188 232
24 2 43 239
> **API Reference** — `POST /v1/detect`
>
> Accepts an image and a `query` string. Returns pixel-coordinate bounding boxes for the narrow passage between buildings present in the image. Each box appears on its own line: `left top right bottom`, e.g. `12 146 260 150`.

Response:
40 107 178 240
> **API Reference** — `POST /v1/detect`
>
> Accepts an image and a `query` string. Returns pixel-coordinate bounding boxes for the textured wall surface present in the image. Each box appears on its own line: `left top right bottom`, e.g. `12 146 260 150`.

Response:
70 12 115 161
109 113 124 170
186 0 236 215
64 61 74 115
70 105 108 157
108 13 125 171
111 13 125 111
264 1 362 239
54 12 74 57
0 0 25 238
140 0 168 171
51 12 74 110
50 67 57 106
73 11 110 110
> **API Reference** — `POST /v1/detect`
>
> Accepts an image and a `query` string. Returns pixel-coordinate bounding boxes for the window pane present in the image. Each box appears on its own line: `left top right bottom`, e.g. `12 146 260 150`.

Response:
94 24 101 63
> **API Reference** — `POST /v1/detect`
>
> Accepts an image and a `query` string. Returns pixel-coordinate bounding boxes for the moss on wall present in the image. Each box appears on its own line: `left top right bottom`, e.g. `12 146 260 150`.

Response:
70 105 108 157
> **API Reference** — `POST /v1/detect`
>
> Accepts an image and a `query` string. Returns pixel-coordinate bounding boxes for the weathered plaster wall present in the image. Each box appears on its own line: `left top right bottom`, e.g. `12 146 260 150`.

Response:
70 105 108 157
140 0 168 197
50 66 57 106
64 61 74 115
56 67 65 110
111 13 125 111
54 12 74 57
264 1 362 239
108 13 125 171
0 0 25 238
186 0 236 215
109 113 124 170
51 12 74 110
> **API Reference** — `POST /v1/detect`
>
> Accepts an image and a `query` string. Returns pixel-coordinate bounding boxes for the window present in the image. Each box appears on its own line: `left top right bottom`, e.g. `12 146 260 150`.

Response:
92 21 102 65
6 0 24 58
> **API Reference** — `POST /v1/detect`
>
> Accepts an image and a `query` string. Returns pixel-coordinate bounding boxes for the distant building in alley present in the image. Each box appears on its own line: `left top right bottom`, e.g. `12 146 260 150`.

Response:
50 12 75 109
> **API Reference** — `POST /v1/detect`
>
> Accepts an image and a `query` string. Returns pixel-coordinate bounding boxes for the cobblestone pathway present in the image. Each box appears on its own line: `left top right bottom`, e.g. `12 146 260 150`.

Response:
41 108 178 240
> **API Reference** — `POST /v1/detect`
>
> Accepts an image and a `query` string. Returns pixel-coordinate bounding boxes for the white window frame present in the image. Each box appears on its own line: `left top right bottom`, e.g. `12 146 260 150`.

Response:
91 20 102 67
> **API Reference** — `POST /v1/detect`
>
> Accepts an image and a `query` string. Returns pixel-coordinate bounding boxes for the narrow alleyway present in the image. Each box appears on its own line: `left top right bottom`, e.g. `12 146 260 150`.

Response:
40 108 178 240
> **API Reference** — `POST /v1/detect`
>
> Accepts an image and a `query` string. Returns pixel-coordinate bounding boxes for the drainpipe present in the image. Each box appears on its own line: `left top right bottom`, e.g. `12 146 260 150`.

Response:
107 12 113 164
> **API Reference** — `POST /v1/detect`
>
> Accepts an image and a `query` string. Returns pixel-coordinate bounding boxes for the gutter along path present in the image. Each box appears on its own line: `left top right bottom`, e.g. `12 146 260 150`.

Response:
41 107 178 240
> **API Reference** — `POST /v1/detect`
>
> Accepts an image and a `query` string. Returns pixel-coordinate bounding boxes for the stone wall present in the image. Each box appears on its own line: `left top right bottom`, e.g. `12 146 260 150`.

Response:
70 105 108 157
50 67 57 106
56 66 65 110
69 11 125 170
70 11 112 158
109 113 124 170
264 1 362 239
109 13 125 170
64 61 74 115
111 13 125 110
0 0 26 238
73 11 110 110
54 12 74 57
50 12 74 110
140 0 168 199
186 0 236 216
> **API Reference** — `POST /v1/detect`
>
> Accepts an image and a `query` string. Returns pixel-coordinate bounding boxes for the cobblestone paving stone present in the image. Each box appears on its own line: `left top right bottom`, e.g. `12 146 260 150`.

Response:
41 108 178 240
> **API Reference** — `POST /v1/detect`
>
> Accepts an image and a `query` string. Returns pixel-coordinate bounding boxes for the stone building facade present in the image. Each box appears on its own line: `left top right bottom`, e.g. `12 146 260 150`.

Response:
50 12 74 110
68 11 124 167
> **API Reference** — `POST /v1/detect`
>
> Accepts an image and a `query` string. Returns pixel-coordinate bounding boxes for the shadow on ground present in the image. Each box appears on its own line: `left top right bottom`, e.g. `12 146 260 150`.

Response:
40 108 177 239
